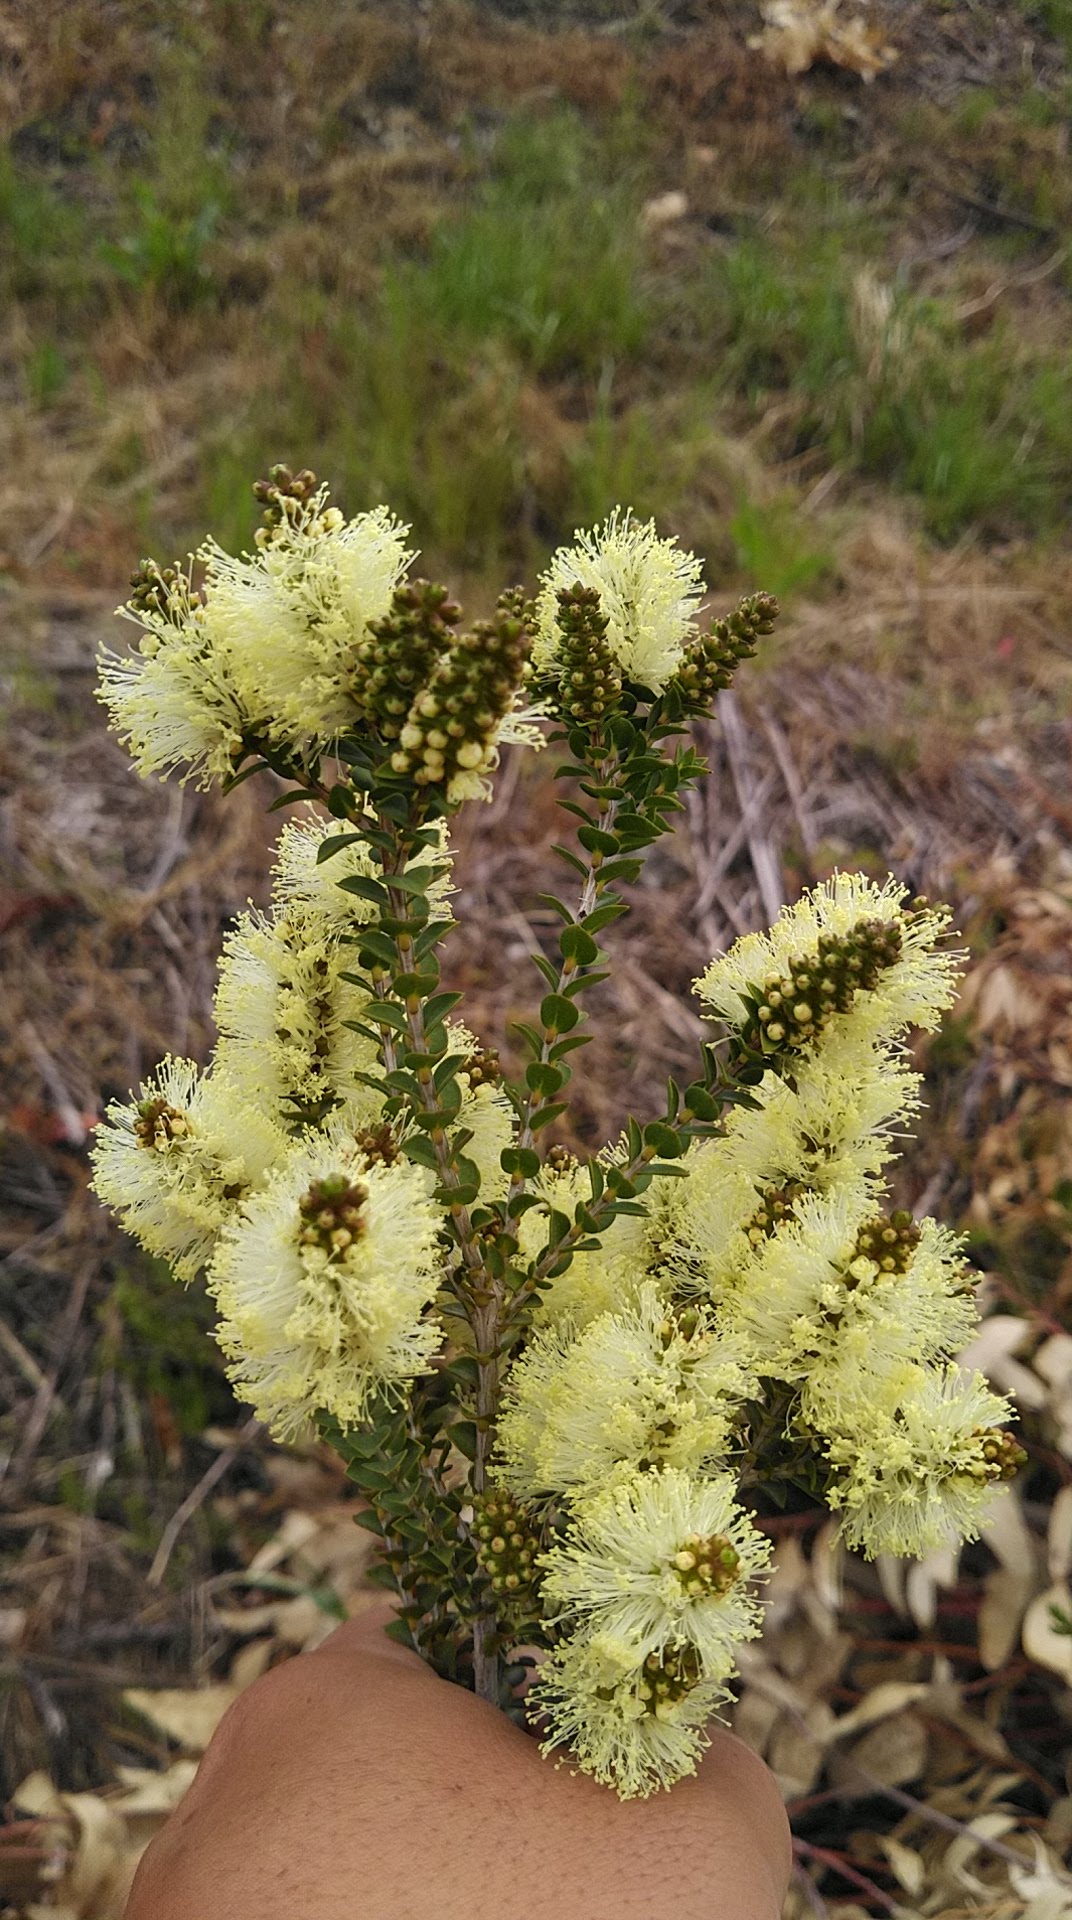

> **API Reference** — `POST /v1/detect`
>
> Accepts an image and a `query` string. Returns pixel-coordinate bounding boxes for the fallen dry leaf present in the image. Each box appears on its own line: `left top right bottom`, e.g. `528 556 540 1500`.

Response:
122 1685 239 1754
1022 1583 1072 1683
749 0 898 81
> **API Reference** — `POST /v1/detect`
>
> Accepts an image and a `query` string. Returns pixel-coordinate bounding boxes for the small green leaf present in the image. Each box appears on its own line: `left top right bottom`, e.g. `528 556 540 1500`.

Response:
559 924 599 966
548 1034 591 1060
501 1145 541 1179
577 823 619 857
355 930 399 968
392 971 439 998
383 1619 417 1648
402 1136 438 1170
531 1102 569 1133
643 1121 682 1158
560 969 609 999
388 866 443 896
365 1001 410 1033
432 1052 468 1091
540 994 580 1034
684 1084 719 1121
525 1061 565 1098
336 874 390 906
545 1208 573 1247
552 843 589 878
580 898 630 929
596 857 642 885
535 893 575 927
423 991 464 1026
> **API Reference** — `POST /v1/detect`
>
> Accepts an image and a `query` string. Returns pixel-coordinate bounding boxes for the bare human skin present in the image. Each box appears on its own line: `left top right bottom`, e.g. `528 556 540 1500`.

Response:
126 1606 792 1920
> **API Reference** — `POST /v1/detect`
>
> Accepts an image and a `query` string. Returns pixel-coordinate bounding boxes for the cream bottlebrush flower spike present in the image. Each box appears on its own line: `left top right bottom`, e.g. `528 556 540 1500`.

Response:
271 811 452 931
696 871 960 1062
207 1140 444 1441
200 490 413 750
711 1186 977 1381
90 1057 281 1280
802 1358 1023 1559
98 561 260 788
534 509 706 694
512 1151 667 1330
530 1630 733 1799
212 906 385 1136
495 1283 754 1503
537 1465 770 1673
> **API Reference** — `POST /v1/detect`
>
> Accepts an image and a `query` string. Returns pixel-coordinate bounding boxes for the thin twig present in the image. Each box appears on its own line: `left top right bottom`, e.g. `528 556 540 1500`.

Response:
147 1418 261 1588
0 1317 50 1395
758 704 819 859
716 692 784 924
692 767 780 919
793 1837 899 1914
791 1861 832 1919
2 1261 95 1494
20 1021 88 1146
848 1766 1072 1881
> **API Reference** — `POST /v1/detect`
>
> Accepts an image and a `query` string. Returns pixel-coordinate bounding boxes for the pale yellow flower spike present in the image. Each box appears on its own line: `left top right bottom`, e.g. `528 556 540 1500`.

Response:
538 1465 770 1673
90 1056 282 1281
207 1139 445 1441
534 510 706 694
199 494 413 749
803 1359 1018 1559
696 871 961 1053
495 1282 755 1502
531 1629 733 1799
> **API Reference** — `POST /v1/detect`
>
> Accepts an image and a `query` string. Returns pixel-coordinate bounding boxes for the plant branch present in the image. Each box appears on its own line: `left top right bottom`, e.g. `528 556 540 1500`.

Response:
506 741 622 1202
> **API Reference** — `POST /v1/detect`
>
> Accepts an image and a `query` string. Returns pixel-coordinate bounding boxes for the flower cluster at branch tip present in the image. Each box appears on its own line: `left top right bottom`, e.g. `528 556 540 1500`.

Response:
92 480 1022 1803
669 591 780 710
697 872 960 1056
472 1490 543 1605
534 509 705 694
549 582 624 725
99 469 543 804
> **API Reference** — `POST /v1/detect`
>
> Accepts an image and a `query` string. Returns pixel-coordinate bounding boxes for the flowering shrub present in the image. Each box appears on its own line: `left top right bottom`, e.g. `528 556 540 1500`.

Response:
92 466 1023 1798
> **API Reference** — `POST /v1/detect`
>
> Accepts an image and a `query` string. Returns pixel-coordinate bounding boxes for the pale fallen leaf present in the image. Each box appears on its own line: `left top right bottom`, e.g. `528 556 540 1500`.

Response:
1023 1583 1072 1682
960 1315 1049 1409
749 0 898 81
985 1484 1039 1573
944 1809 1020 1890
123 1685 239 1753
979 1562 1038 1671
1007 1832 1072 1905
1049 1486 1072 1584
12 1771 67 1819
768 1710 826 1796
246 1508 322 1575
845 1708 927 1787
809 1520 844 1615
0 1605 27 1645
878 1833 926 1898
816 1678 928 1741
57 1793 129 1914
112 1762 198 1815
906 1543 959 1628
229 1637 275 1689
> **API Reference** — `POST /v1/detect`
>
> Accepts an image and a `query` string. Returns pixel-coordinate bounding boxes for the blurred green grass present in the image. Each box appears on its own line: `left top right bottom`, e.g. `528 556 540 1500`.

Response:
2 4 1070 580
